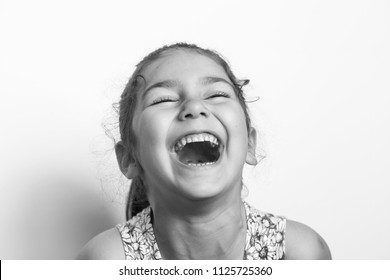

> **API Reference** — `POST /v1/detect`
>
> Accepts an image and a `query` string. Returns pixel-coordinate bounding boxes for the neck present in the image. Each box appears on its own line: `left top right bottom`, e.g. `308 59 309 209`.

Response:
151 196 247 260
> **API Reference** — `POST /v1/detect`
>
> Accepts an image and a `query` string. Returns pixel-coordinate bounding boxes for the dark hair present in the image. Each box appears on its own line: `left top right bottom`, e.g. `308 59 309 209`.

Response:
117 42 252 220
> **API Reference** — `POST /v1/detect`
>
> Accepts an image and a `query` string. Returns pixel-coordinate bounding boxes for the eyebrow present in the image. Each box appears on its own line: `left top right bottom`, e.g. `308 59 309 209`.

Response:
142 80 182 99
141 76 235 100
198 76 234 89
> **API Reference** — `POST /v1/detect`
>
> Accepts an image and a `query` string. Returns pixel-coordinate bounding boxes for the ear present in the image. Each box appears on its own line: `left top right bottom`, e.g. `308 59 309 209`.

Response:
115 141 140 179
245 127 258 166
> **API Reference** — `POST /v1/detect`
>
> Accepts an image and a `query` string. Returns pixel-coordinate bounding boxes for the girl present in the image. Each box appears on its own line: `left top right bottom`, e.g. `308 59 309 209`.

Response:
78 43 331 260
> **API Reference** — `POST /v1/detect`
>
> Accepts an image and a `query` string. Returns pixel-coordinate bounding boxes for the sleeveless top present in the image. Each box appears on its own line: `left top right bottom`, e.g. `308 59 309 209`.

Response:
116 201 286 260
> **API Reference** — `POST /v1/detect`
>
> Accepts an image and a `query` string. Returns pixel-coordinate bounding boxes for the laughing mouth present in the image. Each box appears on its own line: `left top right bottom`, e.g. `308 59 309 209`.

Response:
174 133 221 166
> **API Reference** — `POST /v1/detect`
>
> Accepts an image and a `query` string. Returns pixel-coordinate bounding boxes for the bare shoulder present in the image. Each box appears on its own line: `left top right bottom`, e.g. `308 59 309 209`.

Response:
285 219 332 260
76 227 125 260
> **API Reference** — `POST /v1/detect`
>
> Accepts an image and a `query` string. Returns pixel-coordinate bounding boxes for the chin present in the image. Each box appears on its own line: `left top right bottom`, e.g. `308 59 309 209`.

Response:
176 181 228 201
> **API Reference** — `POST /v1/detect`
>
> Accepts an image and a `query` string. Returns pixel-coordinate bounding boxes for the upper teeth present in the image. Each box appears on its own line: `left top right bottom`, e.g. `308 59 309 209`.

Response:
175 133 219 152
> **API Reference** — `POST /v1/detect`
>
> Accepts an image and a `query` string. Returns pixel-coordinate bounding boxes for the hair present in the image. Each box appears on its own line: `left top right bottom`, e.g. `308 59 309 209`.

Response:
116 42 252 220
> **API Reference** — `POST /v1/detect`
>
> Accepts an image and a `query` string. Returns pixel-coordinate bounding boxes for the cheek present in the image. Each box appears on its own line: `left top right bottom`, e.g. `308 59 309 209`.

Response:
133 111 172 161
224 103 249 135
220 103 250 159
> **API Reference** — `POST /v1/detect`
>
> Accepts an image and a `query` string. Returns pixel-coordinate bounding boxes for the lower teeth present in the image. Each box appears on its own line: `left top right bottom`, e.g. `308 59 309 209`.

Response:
187 162 215 167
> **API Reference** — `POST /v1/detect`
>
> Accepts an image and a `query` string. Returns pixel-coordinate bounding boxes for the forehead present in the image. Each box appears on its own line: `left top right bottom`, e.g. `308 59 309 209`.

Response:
140 50 230 85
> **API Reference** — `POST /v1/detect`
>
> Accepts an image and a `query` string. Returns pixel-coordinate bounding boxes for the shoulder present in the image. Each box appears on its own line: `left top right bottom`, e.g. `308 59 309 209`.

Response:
76 227 125 260
285 219 332 260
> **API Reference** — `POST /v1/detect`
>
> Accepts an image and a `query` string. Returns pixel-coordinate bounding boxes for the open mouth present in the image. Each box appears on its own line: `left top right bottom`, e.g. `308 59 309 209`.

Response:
174 133 221 166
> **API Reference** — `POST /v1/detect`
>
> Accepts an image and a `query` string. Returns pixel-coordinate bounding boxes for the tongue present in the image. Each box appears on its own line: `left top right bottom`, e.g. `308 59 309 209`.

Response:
178 142 217 164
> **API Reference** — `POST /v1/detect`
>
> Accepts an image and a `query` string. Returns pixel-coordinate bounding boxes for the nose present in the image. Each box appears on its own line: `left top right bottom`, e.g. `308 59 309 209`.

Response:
178 98 210 121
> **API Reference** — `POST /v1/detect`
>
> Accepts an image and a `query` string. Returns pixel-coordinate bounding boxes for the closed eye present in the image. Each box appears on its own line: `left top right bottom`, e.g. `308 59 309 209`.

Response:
206 91 230 99
150 96 178 106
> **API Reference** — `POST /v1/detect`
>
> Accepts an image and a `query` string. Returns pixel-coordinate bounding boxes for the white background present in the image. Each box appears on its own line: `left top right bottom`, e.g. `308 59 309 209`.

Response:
1 0 389 259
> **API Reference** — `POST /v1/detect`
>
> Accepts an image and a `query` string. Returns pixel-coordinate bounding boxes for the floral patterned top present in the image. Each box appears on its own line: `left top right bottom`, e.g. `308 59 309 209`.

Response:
116 201 286 260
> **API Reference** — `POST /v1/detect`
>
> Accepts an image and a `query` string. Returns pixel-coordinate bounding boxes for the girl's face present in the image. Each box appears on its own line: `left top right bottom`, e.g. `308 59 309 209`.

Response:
131 50 255 203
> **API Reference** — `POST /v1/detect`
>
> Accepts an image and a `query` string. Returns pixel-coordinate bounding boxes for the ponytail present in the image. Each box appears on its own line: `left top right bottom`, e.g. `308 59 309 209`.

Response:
125 176 149 220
